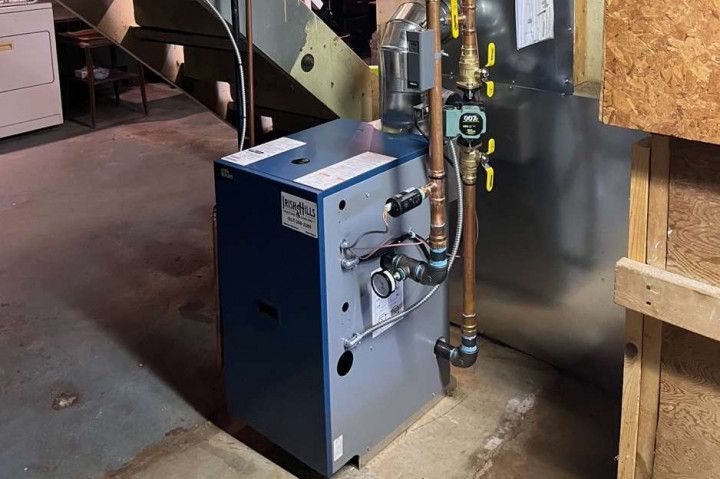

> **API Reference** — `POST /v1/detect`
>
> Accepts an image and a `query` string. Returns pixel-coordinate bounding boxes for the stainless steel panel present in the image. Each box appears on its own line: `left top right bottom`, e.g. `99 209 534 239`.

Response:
442 0 574 93
447 83 644 390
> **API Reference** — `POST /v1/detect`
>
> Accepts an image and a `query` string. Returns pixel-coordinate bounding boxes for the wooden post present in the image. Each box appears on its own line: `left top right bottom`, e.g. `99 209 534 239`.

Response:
617 139 651 479
617 136 671 479
633 136 670 478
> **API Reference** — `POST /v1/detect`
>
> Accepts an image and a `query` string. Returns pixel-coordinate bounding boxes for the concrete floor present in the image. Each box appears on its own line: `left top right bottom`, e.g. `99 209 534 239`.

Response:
0 86 619 478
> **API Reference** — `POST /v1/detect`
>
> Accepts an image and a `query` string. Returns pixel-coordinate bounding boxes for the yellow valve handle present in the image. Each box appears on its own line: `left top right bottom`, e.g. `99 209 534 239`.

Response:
486 80 495 98
486 138 496 155
369 65 379 77
450 0 460 39
486 42 496 68
484 165 495 192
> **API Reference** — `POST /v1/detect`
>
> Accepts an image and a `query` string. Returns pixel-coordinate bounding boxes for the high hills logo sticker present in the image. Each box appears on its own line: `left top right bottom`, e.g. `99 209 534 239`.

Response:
281 192 318 238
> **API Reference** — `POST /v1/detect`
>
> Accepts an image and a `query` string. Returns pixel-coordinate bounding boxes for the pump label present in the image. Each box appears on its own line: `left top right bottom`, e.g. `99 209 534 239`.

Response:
371 281 405 339
333 435 344 462
281 192 318 238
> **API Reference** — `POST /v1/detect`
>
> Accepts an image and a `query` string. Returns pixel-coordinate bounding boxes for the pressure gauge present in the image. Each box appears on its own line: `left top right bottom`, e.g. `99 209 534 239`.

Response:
371 269 396 299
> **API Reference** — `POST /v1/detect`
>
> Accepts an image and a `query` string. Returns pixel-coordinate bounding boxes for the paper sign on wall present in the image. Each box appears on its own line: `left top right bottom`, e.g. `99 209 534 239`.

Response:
515 0 554 50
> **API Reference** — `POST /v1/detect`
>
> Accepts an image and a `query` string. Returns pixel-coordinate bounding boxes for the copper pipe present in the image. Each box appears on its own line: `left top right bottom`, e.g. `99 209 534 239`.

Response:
457 0 481 92
426 0 447 253
461 183 477 339
460 0 480 343
461 0 477 50
246 0 256 147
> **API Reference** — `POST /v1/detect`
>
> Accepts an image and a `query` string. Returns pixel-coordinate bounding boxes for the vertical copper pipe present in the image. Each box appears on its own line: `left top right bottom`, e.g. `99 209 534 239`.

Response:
457 0 481 92
461 0 477 50
426 0 447 253
246 0 256 147
460 0 480 341
462 183 477 338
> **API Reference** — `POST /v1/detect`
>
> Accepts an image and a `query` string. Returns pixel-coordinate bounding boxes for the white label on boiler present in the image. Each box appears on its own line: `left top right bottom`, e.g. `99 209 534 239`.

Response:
294 151 396 191
371 281 405 339
223 137 306 166
333 435 344 462
281 192 318 238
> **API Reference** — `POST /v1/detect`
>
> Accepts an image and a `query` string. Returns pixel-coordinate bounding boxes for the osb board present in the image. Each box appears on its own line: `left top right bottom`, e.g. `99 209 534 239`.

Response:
602 1 720 145
653 139 720 478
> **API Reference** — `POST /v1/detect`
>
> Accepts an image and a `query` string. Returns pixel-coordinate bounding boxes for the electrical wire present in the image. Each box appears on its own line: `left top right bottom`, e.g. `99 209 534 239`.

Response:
357 241 423 260
197 0 247 152
344 140 464 349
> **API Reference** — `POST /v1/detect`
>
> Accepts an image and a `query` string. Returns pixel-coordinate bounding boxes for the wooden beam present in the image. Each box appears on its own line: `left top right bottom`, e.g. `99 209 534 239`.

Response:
573 0 588 86
615 258 720 344
633 135 670 479
617 139 651 479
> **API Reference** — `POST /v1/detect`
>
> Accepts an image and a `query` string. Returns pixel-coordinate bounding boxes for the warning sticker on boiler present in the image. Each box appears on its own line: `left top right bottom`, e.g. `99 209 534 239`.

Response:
371 281 405 338
223 137 306 166
294 151 396 191
281 192 318 238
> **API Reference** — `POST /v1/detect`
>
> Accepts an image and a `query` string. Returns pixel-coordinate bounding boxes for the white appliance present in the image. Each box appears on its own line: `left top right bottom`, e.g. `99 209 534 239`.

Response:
0 2 63 139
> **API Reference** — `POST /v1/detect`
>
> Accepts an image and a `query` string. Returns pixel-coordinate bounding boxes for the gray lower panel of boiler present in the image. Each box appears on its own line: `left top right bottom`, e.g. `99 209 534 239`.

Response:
447 83 645 390
323 158 450 475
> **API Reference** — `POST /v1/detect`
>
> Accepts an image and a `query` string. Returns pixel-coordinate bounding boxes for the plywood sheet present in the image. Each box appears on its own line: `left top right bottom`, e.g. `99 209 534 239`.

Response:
666 139 720 286
653 139 720 477
654 326 720 478
602 1 720 145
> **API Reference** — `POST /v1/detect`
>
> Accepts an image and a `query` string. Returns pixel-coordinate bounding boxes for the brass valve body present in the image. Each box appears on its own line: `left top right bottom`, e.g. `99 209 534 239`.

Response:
460 146 481 185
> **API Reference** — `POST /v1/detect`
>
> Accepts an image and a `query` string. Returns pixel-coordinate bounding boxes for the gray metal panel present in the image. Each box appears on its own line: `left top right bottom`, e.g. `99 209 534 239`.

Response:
323 156 449 473
447 83 644 390
442 0 574 93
